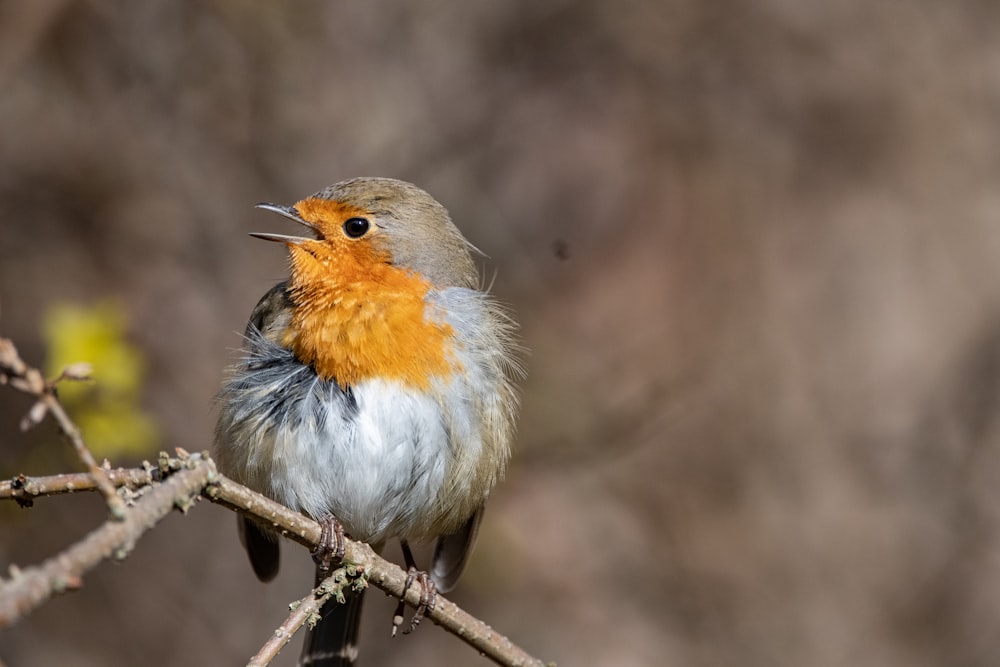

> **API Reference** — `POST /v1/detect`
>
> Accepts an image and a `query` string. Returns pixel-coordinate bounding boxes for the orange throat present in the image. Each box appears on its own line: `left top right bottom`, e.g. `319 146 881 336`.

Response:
283 245 457 389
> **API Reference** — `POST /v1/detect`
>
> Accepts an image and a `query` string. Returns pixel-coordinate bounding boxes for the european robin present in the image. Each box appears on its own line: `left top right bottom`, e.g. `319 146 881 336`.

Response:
214 177 522 666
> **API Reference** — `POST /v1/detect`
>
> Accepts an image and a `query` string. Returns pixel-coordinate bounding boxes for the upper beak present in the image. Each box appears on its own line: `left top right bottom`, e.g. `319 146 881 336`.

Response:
250 203 319 244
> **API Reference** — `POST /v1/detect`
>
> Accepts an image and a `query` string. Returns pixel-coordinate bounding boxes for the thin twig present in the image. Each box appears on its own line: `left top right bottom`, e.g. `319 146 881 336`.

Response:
247 566 363 666
41 393 126 518
1 467 155 506
248 589 330 667
0 337 125 518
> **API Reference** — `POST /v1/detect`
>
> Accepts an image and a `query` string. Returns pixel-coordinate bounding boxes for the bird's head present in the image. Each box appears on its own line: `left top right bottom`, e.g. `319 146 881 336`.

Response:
252 177 477 291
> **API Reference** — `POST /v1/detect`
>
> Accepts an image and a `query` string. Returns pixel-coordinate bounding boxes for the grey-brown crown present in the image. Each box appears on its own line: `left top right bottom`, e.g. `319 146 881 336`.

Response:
312 178 478 289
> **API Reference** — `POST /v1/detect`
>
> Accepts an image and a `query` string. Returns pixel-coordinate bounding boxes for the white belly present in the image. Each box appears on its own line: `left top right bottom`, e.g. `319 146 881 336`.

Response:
252 377 452 544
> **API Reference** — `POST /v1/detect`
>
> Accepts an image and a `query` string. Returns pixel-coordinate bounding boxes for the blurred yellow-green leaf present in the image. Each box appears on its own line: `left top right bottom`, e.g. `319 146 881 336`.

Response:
41 301 159 458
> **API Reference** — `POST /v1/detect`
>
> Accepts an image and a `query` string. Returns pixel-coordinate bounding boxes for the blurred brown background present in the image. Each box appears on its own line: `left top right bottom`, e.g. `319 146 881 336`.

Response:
2 1 1000 666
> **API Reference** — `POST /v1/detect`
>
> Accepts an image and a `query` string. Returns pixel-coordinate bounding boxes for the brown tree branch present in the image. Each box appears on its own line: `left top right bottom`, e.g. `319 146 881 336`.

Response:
0 333 546 667
205 475 547 665
1 461 547 667
0 454 212 626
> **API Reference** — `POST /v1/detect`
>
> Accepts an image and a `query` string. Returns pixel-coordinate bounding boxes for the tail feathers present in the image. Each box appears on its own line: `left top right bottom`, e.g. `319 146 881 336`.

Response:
299 578 365 667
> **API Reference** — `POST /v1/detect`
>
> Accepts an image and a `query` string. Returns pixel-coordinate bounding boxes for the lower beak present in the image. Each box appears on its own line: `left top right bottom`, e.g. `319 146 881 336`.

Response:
248 232 311 244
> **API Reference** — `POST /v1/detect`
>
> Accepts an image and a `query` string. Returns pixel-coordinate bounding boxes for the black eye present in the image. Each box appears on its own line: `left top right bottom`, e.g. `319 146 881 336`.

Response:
343 217 370 238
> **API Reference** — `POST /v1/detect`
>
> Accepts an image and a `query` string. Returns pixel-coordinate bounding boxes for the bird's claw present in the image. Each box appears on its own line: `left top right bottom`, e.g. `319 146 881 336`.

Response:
311 514 346 572
392 567 437 636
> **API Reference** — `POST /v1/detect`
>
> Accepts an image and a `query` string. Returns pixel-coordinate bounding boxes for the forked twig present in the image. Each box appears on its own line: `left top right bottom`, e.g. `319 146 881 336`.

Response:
248 565 366 666
0 337 125 518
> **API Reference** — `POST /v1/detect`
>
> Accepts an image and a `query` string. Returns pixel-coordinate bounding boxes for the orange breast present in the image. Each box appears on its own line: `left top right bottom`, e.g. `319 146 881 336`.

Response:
283 240 458 389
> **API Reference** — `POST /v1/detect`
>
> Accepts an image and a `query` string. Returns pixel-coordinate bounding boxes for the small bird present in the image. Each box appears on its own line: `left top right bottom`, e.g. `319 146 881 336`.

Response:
214 177 521 666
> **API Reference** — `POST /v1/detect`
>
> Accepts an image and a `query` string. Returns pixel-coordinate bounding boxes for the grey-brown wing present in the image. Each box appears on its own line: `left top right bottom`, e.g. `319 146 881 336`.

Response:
430 507 484 593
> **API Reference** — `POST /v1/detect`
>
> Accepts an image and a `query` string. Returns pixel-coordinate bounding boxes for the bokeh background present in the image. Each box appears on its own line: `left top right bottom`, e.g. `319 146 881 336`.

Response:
2 1 1000 666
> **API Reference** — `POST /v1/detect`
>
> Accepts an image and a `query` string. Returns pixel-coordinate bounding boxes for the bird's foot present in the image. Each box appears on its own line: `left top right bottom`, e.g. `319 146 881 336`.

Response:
311 513 346 573
392 567 437 637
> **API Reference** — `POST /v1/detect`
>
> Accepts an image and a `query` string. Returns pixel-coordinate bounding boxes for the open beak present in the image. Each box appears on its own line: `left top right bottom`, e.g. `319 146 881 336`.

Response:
250 203 320 243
